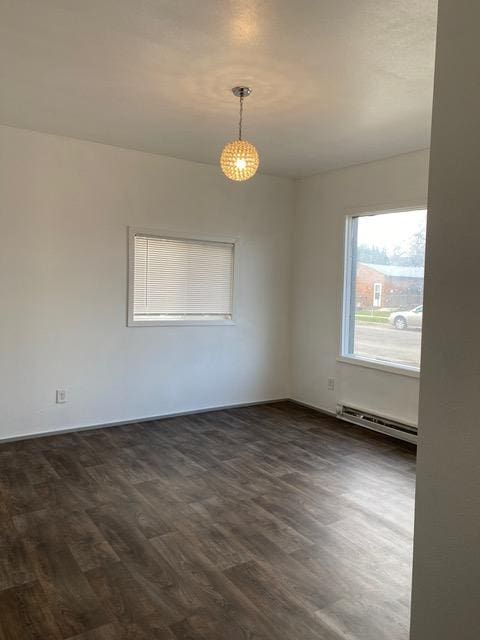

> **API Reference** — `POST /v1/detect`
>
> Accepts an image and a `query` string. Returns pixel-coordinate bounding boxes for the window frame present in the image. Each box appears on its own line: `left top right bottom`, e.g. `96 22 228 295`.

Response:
127 227 238 327
340 206 426 377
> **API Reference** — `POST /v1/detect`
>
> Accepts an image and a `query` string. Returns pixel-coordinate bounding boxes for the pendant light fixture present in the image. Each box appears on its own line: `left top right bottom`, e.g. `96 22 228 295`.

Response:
220 86 259 181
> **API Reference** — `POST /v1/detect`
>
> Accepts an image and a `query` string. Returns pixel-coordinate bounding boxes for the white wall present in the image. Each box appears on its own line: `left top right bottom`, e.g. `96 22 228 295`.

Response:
410 2 480 638
291 150 430 425
0 125 294 440
0 124 433 441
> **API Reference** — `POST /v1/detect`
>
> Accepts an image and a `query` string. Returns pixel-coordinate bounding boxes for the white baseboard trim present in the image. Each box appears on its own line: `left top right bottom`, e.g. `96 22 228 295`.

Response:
287 398 337 417
0 397 290 443
0 396 415 447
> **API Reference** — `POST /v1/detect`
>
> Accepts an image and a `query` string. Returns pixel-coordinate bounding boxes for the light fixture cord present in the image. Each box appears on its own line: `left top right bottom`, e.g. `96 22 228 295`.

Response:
238 94 244 140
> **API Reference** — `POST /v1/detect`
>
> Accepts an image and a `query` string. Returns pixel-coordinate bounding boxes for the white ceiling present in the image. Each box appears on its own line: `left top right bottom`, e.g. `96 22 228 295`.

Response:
0 1 437 178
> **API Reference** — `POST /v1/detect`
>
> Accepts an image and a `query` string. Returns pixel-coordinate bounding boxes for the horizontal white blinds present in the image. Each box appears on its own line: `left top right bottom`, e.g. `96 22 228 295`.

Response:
133 234 234 320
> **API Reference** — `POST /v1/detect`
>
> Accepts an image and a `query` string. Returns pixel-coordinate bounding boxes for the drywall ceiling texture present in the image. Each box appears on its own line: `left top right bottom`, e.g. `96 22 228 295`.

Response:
0 0 436 178
291 149 430 426
0 125 293 440
410 1 480 638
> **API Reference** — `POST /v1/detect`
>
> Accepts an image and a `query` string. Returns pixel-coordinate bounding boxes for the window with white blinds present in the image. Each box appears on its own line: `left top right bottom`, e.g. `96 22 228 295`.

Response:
129 231 235 325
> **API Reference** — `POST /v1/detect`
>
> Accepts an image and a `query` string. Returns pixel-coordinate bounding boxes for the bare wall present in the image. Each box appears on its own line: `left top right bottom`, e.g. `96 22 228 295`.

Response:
0 123 433 441
410 1 480 637
0 125 294 439
291 149 430 425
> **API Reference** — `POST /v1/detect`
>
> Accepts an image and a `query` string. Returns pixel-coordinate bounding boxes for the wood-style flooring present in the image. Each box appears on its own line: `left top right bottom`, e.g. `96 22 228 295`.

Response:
0 401 416 639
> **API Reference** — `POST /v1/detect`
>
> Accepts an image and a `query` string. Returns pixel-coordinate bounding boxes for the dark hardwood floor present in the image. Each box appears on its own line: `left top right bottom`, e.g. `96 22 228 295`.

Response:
0 401 416 640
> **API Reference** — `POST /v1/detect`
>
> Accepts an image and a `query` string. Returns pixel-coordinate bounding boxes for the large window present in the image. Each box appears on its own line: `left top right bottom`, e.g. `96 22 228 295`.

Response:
342 209 427 371
128 230 235 326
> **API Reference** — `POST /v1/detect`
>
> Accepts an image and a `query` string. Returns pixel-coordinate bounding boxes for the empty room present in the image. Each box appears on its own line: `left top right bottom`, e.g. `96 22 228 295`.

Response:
1 1 479 639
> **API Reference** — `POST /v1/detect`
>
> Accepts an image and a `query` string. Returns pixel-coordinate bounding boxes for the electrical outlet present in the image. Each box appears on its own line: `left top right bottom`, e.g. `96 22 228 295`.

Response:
56 389 67 404
327 378 335 391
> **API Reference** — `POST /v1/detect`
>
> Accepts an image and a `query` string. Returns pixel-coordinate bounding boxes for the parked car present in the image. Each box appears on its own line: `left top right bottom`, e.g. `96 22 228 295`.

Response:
389 305 423 330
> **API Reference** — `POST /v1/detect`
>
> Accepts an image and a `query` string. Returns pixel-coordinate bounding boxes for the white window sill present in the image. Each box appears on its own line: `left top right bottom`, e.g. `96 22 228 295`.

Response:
128 319 236 327
337 355 420 378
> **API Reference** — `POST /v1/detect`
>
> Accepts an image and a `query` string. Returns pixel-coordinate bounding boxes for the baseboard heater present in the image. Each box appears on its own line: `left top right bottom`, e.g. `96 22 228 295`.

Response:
336 404 417 444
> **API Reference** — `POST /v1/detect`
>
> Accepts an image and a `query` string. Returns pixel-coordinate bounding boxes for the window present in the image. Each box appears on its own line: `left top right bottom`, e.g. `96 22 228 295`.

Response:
342 209 427 371
128 229 235 326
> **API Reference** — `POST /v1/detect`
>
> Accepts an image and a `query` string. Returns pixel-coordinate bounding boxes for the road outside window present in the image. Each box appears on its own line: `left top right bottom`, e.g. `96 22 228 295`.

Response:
343 209 427 370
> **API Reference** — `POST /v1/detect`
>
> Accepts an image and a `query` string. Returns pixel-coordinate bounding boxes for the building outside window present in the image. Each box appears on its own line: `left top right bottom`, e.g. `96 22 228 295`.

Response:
342 209 427 371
